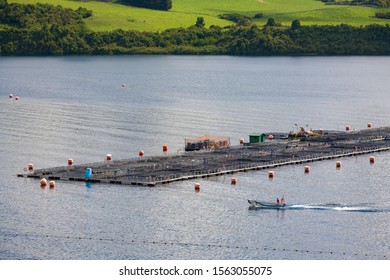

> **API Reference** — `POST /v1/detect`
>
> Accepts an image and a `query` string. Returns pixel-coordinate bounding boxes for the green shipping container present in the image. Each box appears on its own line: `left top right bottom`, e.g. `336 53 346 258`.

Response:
249 133 265 143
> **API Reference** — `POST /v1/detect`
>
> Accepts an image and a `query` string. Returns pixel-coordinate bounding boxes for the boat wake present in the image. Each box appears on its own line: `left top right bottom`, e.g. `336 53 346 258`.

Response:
283 203 390 213
248 199 390 212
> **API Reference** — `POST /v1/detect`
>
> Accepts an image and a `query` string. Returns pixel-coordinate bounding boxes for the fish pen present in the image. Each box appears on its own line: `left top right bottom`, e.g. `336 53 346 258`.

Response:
18 127 390 186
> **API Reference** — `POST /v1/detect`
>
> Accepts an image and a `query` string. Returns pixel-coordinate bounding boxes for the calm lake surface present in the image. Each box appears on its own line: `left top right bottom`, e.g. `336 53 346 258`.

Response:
0 56 389 260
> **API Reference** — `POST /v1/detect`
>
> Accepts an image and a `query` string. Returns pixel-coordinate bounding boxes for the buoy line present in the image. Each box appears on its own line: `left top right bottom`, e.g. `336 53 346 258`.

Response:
3 232 387 259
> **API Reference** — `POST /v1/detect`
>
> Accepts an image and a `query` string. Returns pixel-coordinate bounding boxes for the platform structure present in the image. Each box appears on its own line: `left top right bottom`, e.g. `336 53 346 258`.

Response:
18 127 390 186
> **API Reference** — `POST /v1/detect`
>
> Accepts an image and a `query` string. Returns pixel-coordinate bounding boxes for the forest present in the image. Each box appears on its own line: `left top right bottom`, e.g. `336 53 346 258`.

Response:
1 2 390 55
321 0 390 6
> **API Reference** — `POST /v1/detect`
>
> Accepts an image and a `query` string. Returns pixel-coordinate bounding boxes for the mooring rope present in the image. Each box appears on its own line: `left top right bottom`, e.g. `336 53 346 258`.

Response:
2 232 387 259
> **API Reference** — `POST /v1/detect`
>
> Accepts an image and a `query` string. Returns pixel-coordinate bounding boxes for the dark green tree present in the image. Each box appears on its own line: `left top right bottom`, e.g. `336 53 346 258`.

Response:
254 13 263 19
195 17 205 28
266 18 276 27
0 0 8 9
291 19 301 31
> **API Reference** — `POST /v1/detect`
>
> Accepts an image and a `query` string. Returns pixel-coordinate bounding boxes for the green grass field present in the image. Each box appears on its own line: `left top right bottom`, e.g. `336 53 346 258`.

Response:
8 0 390 31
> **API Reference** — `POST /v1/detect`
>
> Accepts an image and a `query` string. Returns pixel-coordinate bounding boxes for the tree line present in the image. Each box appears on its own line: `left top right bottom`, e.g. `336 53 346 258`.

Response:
1 2 390 55
321 0 390 6
121 0 172 11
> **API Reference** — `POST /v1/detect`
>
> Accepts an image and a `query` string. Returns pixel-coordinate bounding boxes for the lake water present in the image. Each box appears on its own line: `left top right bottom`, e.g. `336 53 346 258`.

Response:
0 56 389 260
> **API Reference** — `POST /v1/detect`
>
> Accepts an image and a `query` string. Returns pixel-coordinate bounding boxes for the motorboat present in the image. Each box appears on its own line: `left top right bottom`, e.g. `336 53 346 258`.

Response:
248 199 286 209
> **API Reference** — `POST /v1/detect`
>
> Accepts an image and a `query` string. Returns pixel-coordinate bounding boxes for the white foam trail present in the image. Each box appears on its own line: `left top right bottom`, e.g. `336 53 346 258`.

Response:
286 204 386 212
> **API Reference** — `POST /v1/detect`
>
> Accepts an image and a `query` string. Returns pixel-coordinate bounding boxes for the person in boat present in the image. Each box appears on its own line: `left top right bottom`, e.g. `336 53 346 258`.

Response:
276 198 280 205
281 195 285 205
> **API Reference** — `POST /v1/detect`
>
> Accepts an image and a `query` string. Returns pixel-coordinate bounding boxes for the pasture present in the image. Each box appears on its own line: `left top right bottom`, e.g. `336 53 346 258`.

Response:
8 0 390 31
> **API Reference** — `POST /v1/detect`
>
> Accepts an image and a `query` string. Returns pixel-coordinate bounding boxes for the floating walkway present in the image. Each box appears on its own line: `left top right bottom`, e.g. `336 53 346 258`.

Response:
18 127 390 186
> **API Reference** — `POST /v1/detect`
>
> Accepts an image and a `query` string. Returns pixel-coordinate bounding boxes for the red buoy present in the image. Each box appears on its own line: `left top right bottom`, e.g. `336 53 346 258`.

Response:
194 183 201 192
106 154 112 161
370 156 375 164
268 170 274 179
28 163 34 171
162 145 168 152
68 159 73 166
40 178 47 187
231 177 237 185
367 123 372 128
304 166 310 173
49 181 56 189
239 138 244 145
139 150 144 157
268 134 274 140
336 161 342 168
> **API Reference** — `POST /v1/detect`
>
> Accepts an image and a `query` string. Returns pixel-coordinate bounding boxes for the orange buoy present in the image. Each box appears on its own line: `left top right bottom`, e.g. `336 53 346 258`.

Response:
28 163 34 171
336 161 342 168
40 178 47 187
68 158 73 166
268 134 274 140
367 123 372 128
345 125 350 132
304 166 310 173
268 171 274 179
239 138 244 145
106 154 112 161
370 156 375 164
162 145 168 152
194 183 201 192
231 177 237 185
49 180 56 189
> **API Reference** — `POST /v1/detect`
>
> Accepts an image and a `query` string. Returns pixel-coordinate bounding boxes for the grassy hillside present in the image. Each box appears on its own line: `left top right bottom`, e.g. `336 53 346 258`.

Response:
8 0 390 32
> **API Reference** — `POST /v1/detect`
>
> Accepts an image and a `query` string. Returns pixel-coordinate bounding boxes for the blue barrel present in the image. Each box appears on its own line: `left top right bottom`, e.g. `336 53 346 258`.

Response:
85 168 92 179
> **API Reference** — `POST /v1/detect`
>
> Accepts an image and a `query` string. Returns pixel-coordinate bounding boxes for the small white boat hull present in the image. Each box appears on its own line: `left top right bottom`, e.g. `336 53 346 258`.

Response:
248 199 286 209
